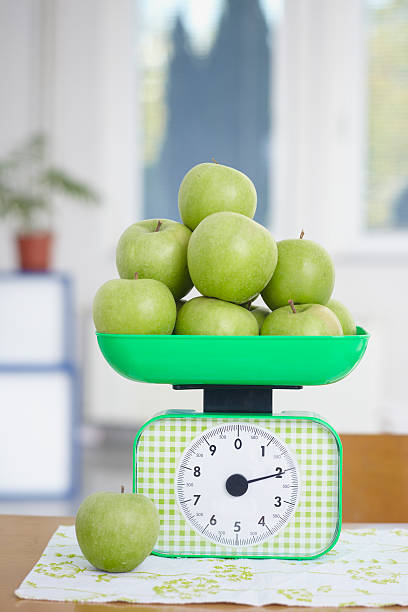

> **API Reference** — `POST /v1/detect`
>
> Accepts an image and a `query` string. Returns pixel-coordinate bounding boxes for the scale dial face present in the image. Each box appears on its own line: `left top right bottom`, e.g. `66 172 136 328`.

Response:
175 422 300 547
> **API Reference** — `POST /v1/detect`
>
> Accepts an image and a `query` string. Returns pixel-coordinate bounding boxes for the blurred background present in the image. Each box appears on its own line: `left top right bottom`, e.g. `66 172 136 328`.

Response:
0 0 407 516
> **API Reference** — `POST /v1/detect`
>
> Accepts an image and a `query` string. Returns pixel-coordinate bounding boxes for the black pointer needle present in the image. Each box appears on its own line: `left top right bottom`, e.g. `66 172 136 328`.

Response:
225 468 295 497
247 468 293 484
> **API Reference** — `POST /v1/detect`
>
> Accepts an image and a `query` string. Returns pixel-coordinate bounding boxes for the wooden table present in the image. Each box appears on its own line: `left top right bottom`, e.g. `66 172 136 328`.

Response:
0 514 402 611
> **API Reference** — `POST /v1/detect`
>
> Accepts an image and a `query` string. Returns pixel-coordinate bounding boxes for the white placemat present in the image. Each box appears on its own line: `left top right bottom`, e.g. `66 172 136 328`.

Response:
15 526 408 607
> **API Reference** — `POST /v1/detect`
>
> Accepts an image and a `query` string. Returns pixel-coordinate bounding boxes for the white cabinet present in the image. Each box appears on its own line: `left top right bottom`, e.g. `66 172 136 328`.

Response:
0 273 77 499
0 273 72 365
0 370 75 496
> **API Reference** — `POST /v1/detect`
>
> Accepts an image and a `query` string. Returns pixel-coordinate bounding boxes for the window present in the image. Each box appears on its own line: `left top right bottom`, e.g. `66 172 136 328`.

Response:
366 0 408 229
140 0 282 226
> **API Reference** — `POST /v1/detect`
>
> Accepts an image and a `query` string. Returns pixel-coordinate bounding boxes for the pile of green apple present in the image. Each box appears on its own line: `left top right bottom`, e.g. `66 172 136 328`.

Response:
93 162 356 337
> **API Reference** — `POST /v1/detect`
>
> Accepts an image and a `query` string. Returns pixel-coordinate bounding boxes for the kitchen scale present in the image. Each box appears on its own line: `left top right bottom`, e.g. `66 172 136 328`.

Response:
97 327 369 560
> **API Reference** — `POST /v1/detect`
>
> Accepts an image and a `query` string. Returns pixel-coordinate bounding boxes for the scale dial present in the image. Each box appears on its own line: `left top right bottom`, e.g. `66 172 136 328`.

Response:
176 422 300 547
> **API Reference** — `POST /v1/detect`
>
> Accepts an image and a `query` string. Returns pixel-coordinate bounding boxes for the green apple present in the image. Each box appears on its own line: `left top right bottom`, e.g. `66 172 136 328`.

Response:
249 305 270 332
75 489 159 572
174 296 259 335
116 219 193 301
176 299 186 312
178 162 257 230
261 301 343 336
187 212 278 304
261 237 335 310
173 300 186 334
327 299 356 335
93 277 176 334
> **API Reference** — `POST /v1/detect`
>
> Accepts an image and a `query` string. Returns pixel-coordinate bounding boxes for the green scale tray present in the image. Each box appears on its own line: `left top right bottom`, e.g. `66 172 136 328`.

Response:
96 326 370 386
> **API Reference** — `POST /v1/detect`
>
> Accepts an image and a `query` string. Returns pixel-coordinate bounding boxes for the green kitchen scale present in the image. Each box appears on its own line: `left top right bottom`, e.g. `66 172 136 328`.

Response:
97 328 370 560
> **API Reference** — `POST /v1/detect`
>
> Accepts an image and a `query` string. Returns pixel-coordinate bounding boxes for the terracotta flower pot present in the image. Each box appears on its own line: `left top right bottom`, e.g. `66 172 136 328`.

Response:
16 232 53 271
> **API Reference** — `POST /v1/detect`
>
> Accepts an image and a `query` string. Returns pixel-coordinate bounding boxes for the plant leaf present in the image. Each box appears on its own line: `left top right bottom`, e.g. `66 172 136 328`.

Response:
0 132 46 175
41 168 99 203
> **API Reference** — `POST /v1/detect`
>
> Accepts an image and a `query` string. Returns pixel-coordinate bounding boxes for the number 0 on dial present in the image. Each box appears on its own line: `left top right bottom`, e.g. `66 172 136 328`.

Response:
176 423 300 547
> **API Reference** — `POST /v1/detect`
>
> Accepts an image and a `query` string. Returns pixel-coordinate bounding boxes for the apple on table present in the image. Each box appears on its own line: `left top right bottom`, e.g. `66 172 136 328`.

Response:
75 487 159 572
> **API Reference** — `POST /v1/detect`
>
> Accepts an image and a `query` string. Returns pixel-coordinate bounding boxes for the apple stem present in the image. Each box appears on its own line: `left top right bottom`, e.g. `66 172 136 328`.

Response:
134 272 139 280
154 220 162 232
288 299 297 314
211 157 218 164
299 229 304 239
121 485 125 494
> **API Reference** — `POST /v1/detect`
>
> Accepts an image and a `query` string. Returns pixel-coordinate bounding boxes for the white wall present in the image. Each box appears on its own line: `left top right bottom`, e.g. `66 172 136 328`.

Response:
0 0 139 303
1 0 407 435
271 0 408 432
0 0 140 392
0 0 40 266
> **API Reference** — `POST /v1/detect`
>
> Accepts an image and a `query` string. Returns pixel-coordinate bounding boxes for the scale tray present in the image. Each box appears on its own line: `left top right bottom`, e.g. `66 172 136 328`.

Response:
96 327 369 386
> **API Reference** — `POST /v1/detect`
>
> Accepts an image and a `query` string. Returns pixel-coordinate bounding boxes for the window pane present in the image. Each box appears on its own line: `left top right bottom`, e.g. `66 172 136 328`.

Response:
140 0 282 226
366 0 408 229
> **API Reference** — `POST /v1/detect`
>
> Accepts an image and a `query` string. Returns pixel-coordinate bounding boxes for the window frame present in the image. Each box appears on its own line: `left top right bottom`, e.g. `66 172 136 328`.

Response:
272 0 408 258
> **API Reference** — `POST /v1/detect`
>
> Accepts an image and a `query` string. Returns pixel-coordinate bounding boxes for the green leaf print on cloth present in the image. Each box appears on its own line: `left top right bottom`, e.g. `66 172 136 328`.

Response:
15 526 408 607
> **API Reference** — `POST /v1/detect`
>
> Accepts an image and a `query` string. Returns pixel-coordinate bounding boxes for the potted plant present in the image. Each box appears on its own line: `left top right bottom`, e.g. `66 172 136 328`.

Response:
0 133 98 271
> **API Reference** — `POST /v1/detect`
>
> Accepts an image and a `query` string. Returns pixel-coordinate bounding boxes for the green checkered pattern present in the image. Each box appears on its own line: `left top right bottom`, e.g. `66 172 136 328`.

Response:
134 413 340 559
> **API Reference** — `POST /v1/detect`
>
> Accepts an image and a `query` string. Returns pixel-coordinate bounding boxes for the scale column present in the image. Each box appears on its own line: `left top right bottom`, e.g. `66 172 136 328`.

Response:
172 385 302 414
